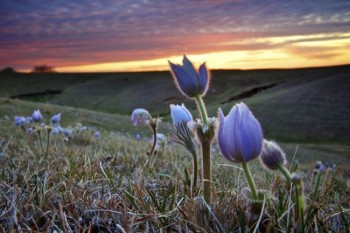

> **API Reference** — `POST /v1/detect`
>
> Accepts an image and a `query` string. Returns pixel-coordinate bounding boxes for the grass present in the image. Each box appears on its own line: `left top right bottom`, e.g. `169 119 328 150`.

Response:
0 114 349 232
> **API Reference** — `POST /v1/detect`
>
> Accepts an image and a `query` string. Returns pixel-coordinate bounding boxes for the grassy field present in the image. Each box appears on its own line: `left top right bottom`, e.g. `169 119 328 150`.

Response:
0 65 349 231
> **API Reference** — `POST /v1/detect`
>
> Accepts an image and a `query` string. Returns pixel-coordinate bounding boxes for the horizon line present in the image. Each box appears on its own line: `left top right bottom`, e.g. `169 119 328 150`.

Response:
12 62 350 74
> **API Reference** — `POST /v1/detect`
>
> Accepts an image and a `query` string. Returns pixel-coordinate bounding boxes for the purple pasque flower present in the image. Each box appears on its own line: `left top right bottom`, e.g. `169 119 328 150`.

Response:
314 161 327 173
63 128 73 137
14 116 26 126
169 55 210 98
26 127 34 134
51 113 61 124
218 102 263 163
25 116 33 124
52 126 63 135
170 103 193 126
131 108 151 126
31 109 43 122
135 133 141 141
260 140 286 170
93 131 100 138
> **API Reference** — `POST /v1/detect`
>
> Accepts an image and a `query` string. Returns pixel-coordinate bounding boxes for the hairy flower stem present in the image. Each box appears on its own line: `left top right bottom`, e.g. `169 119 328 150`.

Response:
149 123 157 156
201 139 211 203
242 162 259 200
312 173 322 199
36 129 43 154
194 95 208 126
293 179 305 222
46 128 51 154
143 120 158 169
194 94 212 203
278 165 292 184
190 150 198 195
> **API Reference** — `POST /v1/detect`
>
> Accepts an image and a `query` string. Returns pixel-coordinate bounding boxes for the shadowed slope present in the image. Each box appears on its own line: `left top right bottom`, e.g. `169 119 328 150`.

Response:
242 72 350 144
51 72 180 115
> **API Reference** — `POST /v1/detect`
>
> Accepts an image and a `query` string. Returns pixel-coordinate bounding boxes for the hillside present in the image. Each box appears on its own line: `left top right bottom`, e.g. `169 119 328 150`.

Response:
241 68 350 144
1 97 349 172
1 65 350 145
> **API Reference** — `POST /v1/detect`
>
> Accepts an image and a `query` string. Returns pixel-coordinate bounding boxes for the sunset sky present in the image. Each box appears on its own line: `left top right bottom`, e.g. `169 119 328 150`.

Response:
1 0 350 72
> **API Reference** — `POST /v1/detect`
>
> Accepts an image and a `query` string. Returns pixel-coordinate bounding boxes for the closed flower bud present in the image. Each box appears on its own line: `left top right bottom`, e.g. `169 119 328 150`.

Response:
31 109 43 122
169 55 210 98
51 113 61 124
131 108 151 126
218 103 263 163
260 140 287 170
170 103 193 126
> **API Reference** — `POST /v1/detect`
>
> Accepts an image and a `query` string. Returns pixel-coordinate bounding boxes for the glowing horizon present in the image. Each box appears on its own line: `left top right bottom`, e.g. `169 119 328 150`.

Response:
19 33 350 73
1 1 350 72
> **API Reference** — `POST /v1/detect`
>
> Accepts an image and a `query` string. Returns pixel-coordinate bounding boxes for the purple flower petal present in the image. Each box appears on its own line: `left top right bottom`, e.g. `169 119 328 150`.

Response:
131 108 151 126
169 55 210 98
32 109 43 122
217 103 263 164
218 109 237 163
51 113 61 124
170 103 193 126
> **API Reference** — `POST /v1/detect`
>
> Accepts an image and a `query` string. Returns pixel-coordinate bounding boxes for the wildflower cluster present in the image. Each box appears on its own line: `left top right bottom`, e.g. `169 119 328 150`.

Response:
14 109 100 153
130 55 316 228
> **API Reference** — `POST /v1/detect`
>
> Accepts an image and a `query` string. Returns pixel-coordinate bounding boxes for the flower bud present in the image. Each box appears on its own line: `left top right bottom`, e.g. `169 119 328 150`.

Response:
169 55 210 98
93 131 100 139
25 116 33 124
170 103 193 126
14 116 26 127
31 109 43 122
217 103 263 163
260 140 287 170
51 113 61 124
63 128 73 137
52 126 63 135
131 108 151 126
26 127 34 134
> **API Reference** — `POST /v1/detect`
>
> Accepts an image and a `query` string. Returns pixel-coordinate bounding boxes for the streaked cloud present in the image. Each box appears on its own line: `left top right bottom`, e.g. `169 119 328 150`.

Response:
0 0 349 71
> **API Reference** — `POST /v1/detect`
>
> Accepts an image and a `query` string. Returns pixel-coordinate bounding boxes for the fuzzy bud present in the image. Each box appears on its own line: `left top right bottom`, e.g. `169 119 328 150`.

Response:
131 108 151 126
260 140 287 170
31 109 43 122
169 55 210 98
51 113 61 124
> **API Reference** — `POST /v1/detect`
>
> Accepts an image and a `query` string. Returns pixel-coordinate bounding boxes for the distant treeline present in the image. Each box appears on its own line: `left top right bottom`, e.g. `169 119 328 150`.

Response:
31 65 57 73
1 64 57 74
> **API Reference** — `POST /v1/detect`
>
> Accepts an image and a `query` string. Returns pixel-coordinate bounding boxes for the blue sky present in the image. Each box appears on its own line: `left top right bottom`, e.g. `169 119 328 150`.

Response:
1 0 349 71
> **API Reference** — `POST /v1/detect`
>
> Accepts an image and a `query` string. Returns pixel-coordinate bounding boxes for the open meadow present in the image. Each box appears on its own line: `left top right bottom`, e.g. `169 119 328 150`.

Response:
0 65 349 232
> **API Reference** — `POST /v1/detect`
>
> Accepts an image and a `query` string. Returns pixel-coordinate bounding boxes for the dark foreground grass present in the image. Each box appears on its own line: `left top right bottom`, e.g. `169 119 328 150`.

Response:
0 120 349 232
